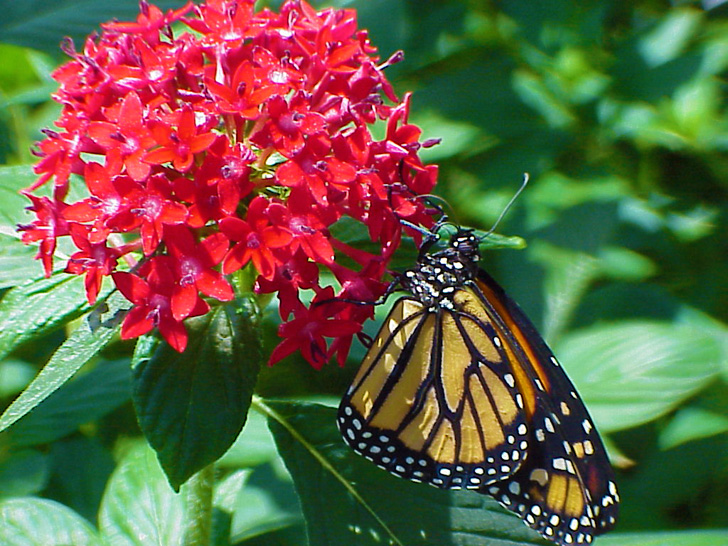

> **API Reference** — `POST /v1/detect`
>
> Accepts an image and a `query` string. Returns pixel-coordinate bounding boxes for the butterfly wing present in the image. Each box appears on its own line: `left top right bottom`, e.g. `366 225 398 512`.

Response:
338 295 530 490
471 269 619 545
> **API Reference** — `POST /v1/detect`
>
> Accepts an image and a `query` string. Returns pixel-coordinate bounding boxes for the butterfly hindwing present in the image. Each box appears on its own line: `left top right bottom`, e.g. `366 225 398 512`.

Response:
337 228 619 546
338 295 530 490
473 270 619 545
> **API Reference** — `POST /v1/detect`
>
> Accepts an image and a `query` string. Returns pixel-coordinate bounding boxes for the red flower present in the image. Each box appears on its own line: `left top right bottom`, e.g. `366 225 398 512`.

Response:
22 0 439 368
113 258 209 352
164 225 233 320
276 143 358 205
266 202 334 265
87 92 156 182
268 288 361 369
102 1 194 44
220 197 292 280
65 224 122 304
106 174 188 255
205 60 276 120
18 194 68 276
106 37 180 91
175 138 255 228
145 105 218 172
253 93 327 156
257 249 321 320
62 161 123 244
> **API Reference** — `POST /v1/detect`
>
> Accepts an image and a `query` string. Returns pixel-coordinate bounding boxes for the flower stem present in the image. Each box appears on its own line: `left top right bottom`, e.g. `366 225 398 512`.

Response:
182 463 215 546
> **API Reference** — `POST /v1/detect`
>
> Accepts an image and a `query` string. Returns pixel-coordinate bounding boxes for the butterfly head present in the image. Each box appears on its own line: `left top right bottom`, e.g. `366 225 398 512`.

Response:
449 229 481 263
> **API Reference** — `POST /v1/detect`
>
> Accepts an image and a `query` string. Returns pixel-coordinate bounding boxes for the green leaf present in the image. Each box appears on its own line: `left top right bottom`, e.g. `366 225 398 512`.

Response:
98 443 185 546
599 529 728 546
133 300 262 490
0 358 35 398
674 306 728 382
0 273 99 361
262 399 549 546
0 234 44 290
47 436 115 523
229 464 304 543
0 165 36 229
637 8 703 68
596 246 657 282
558 321 722 433
659 407 728 450
529 242 600 343
0 291 126 434
213 470 247 514
413 110 487 162
218 409 280 469
0 449 49 498
0 497 102 546
6 358 131 447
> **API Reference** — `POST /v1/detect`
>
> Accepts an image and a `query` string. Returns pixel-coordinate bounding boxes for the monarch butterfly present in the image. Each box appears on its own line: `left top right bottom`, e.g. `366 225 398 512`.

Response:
337 225 619 545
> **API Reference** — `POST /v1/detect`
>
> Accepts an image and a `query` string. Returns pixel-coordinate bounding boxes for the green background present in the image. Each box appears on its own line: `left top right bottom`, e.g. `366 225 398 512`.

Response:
0 1 726 545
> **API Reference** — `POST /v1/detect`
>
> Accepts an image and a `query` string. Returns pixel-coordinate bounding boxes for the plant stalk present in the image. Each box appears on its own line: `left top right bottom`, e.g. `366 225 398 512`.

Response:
182 463 215 546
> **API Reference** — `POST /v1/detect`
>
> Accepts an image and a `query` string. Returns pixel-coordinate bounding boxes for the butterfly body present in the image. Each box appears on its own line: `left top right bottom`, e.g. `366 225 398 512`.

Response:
338 228 619 545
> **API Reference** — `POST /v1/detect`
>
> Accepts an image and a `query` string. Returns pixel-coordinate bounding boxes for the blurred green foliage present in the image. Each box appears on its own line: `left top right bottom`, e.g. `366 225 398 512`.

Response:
0 1 727 545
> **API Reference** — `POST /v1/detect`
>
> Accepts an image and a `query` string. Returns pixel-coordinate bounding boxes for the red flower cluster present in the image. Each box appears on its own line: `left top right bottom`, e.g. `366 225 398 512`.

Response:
19 0 438 365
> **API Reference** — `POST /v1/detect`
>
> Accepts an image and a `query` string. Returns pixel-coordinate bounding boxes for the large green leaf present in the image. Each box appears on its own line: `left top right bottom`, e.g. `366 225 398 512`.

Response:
98 443 185 546
0 497 102 546
133 300 262 490
0 273 91 361
530 243 600 343
0 234 43 289
263 399 549 546
0 291 126 434
558 321 722 433
6 358 131 447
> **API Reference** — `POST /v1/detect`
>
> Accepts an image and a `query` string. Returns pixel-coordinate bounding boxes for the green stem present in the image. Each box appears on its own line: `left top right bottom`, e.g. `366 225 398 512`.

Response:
182 463 215 546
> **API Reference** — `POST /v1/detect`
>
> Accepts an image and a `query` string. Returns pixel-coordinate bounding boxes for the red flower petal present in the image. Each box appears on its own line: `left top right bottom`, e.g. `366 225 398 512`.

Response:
120 305 154 340
113 272 150 303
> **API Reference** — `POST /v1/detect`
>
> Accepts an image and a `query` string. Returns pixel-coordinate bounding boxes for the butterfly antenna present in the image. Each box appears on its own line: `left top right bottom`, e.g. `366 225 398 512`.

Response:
479 173 529 241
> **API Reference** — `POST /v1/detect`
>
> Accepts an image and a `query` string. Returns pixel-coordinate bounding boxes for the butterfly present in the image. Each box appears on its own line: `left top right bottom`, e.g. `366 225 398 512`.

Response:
337 225 619 545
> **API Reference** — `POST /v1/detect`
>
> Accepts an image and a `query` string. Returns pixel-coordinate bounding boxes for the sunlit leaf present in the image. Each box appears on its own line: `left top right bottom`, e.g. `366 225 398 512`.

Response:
0 274 91 361
7 358 131 447
558 321 721 432
98 443 185 546
659 407 728 450
0 235 44 290
0 497 101 546
0 291 126 434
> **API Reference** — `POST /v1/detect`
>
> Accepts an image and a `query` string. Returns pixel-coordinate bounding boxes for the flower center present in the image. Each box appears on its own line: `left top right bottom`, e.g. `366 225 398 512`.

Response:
246 232 261 249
